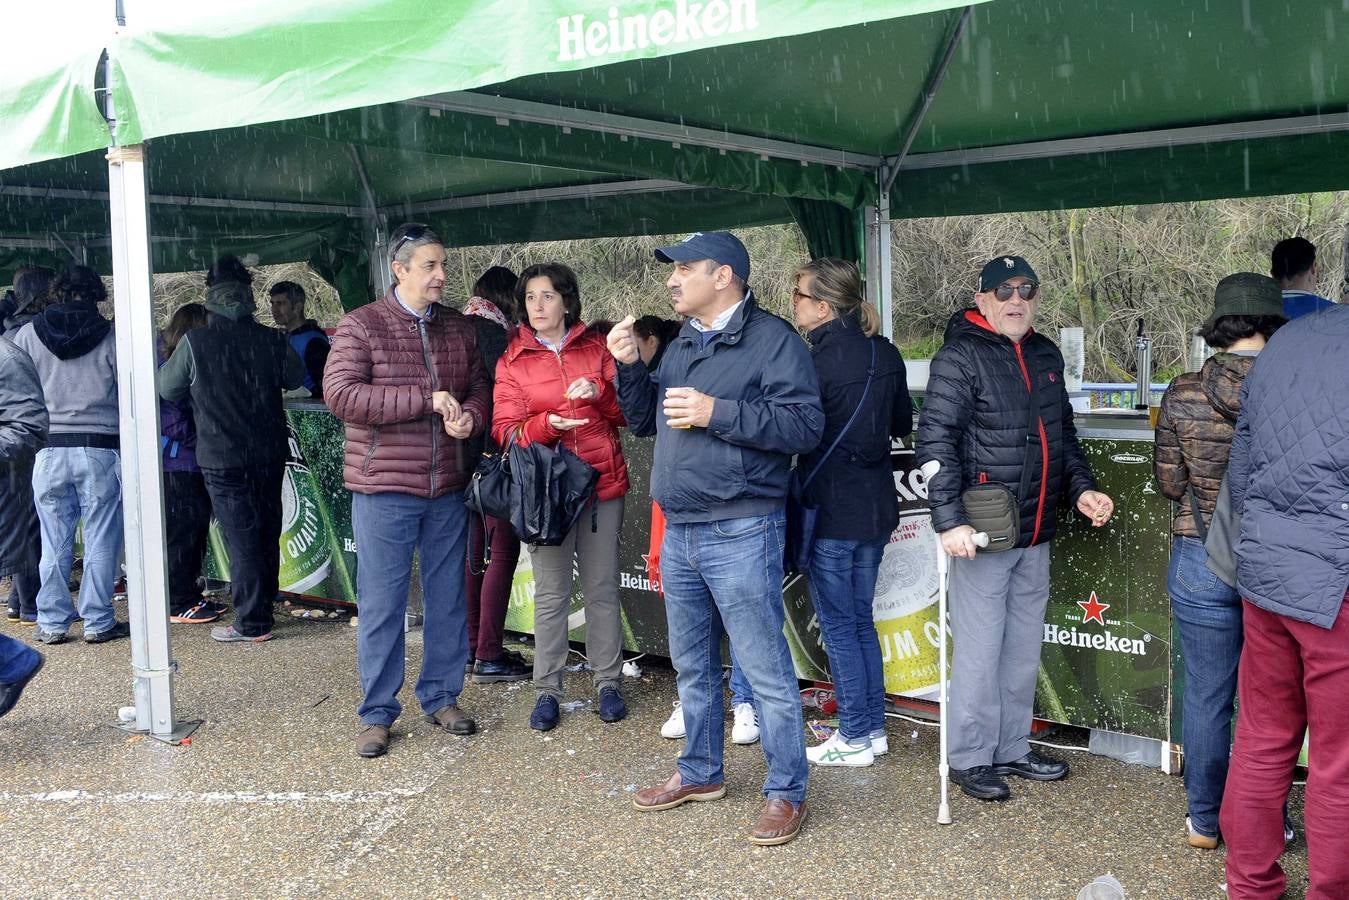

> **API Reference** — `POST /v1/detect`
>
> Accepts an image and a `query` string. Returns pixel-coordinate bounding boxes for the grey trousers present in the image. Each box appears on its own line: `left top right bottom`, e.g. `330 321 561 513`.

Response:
947 543 1051 770
527 496 626 700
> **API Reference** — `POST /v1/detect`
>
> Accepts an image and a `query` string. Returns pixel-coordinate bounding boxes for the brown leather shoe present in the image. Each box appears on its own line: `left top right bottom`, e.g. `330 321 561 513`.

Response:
426 704 476 735
748 799 807 846
632 771 726 811
355 724 389 758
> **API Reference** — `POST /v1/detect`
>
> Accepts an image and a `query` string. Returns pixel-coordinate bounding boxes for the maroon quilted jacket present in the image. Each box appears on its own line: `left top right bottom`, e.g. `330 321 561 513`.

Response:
324 291 490 497
492 322 629 502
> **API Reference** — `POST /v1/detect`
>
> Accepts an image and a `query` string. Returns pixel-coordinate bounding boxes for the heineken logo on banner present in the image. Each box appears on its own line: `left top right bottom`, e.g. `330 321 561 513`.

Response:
1043 590 1149 656
622 560 661 594
557 1 761 63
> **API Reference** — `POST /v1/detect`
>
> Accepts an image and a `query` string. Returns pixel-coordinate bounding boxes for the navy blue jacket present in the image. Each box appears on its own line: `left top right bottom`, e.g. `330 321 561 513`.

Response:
1228 305 1349 628
799 315 911 541
917 309 1095 548
616 294 824 523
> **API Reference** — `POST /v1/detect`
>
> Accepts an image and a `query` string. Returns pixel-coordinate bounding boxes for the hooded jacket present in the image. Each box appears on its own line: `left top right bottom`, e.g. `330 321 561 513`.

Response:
492 321 629 502
0 337 48 578
158 282 306 469
1153 352 1253 538
916 308 1096 548
10 305 118 440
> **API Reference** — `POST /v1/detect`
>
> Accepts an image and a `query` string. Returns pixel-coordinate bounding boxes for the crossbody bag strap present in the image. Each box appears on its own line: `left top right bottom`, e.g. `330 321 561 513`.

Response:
1015 351 1041 504
1187 485 1209 541
801 340 877 492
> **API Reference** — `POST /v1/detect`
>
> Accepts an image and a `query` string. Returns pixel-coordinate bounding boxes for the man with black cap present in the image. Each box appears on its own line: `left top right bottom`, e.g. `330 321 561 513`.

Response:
159 256 306 644
917 255 1114 802
608 231 823 845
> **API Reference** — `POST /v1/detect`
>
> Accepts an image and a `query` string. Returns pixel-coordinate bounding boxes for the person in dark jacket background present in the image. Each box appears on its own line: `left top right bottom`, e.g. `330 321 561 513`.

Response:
2 266 54 624
611 231 823 847
268 281 330 400
12 265 126 646
323 224 491 759
791 258 911 768
158 303 225 625
1153 273 1285 850
159 256 306 644
460 265 528 684
0 336 48 715
1218 303 1349 900
916 255 1113 802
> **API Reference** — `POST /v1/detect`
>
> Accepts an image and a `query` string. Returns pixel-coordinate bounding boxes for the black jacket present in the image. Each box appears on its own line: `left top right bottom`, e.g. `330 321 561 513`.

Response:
466 314 508 456
617 293 824 523
159 309 305 470
798 316 912 541
916 309 1095 547
0 337 47 578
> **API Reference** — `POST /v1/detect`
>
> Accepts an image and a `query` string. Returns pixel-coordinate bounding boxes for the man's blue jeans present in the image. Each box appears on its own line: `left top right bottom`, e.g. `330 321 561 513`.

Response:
728 650 754 708
352 490 469 727
1167 535 1242 838
662 511 807 802
32 447 123 635
807 536 888 742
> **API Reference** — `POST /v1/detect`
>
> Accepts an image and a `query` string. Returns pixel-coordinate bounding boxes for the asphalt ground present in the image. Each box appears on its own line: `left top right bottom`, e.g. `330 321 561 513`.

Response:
0 602 1310 899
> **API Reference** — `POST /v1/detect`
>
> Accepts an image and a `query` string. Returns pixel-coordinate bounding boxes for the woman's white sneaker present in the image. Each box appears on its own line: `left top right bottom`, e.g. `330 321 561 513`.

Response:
806 730 875 767
660 701 685 739
731 703 760 745
870 734 889 756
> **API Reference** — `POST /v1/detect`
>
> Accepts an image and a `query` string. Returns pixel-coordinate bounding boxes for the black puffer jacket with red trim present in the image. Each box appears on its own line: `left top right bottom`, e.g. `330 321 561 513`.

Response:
916 308 1096 548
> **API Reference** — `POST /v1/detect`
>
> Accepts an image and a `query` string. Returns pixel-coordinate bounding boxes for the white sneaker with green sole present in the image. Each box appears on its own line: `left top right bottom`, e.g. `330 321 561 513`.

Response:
806 730 875 767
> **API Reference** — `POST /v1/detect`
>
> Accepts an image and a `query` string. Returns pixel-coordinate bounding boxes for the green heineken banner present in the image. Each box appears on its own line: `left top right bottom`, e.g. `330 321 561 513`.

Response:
208 406 1175 742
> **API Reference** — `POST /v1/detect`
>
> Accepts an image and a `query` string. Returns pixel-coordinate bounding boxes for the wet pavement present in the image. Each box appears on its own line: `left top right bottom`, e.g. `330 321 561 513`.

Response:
0 607 1309 899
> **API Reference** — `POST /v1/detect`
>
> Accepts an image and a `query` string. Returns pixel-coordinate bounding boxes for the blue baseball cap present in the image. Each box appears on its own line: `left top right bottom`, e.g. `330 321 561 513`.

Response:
977 255 1039 292
654 231 751 282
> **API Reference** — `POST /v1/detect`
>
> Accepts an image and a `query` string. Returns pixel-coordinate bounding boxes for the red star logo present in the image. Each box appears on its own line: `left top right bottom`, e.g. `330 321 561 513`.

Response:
1077 591 1110 625
640 554 661 593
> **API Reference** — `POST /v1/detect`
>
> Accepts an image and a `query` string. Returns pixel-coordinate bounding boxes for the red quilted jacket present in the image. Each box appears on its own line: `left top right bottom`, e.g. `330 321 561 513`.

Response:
323 291 490 498
492 322 629 501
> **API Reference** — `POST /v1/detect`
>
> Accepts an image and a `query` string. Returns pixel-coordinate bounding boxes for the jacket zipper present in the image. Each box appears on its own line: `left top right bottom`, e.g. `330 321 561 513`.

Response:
555 346 580 455
418 320 439 498
1013 342 1049 546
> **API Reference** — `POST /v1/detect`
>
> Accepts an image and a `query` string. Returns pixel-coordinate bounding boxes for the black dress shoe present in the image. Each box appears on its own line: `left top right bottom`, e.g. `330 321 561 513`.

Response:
472 655 531 684
993 751 1069 782
949 765 1011 801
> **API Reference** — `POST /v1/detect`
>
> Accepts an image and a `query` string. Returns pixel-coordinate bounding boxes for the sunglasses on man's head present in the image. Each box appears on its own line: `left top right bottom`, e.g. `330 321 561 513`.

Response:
389 223 430 261
992 282 1039 302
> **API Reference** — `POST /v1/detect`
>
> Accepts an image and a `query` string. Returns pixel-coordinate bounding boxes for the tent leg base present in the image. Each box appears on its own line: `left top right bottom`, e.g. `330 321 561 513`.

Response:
114 719 202 745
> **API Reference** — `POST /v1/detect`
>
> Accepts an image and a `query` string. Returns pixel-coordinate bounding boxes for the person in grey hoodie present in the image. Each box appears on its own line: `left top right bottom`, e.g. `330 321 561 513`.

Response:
159 256 305 643
11 265 126 645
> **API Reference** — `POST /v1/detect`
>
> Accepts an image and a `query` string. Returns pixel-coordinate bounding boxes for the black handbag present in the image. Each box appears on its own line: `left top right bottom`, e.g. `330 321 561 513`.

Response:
465 427 518 524
784 341 876 576
959 359 1041 552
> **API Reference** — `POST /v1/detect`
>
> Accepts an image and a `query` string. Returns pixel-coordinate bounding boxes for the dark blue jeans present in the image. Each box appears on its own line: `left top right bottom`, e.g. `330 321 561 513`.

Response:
1167 535 1242 838
807 536 888 742
661 511 807 802
352 490 469 727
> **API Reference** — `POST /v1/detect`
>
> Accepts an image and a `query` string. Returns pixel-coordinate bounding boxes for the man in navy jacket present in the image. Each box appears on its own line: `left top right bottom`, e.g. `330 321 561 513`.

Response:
609 231 823 846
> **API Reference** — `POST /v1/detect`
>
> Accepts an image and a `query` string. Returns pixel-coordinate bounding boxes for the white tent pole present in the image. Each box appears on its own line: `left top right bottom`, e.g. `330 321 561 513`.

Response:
864 168 895 340
104 13 193 742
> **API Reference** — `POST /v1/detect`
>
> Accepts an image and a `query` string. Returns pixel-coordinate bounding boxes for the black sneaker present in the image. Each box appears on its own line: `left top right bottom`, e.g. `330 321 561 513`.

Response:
597 686 627 723
170 602 222 624
950 765 1011 801
993 750 1069 782
472 655 531 684
5 606 19 624
33 628 67 646
84 621 131 644
529 695 560 732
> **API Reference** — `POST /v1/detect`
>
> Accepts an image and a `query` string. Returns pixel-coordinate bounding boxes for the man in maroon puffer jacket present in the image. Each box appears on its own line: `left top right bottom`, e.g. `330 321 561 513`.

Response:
324 223 491 759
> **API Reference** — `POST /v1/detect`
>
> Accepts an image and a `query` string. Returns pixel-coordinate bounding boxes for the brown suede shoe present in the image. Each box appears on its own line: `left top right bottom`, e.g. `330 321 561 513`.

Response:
355 724 390 758
748 799 807 846
426 704 476 736
632 771 726 811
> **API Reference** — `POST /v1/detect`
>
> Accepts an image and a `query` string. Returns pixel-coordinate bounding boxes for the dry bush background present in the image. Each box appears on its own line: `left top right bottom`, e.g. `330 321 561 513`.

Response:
144 193 1347 382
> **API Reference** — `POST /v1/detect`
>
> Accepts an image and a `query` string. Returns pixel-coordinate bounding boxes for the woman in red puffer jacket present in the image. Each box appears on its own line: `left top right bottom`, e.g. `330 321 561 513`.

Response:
492 262 630 732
